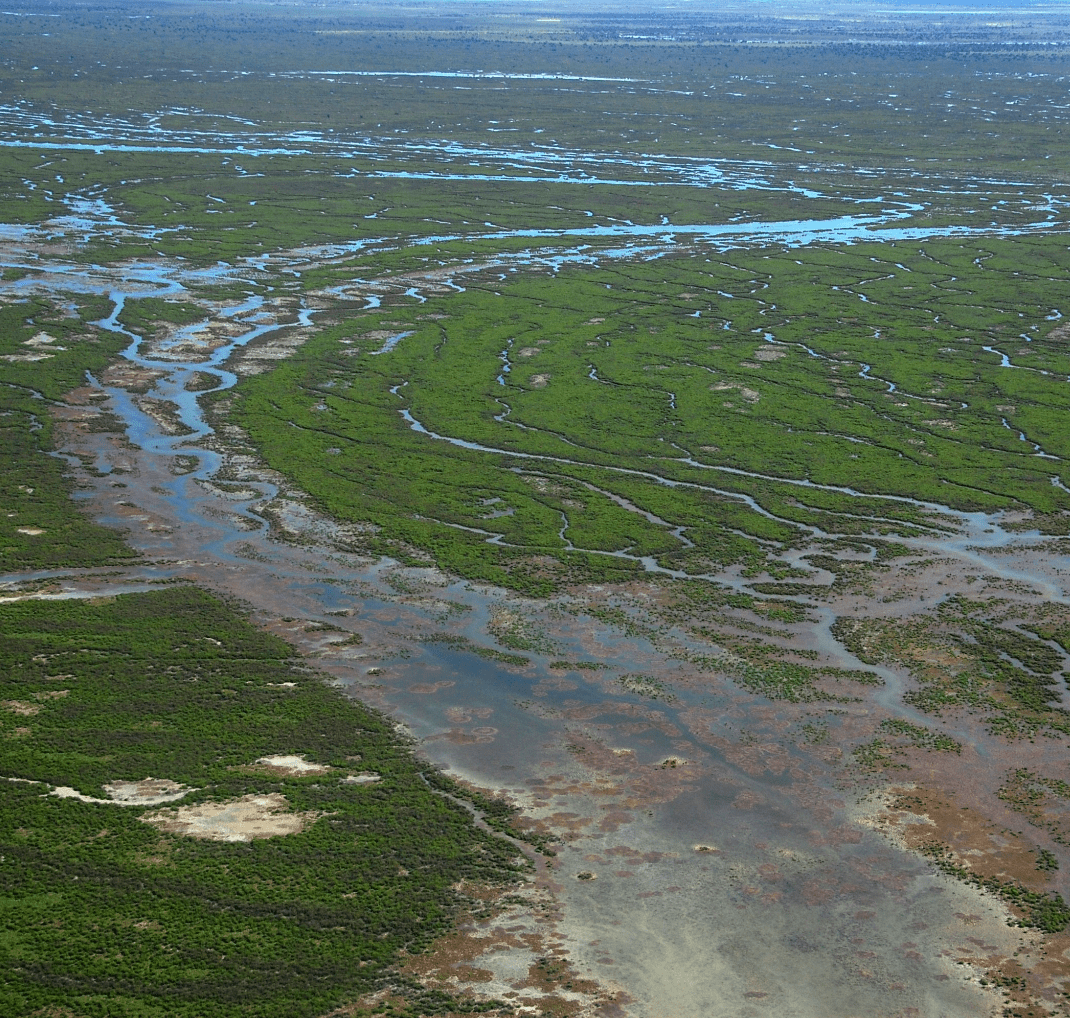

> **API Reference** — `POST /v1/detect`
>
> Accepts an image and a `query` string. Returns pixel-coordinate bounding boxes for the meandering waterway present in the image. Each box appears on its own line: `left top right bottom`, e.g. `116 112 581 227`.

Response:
3 184 1069 1015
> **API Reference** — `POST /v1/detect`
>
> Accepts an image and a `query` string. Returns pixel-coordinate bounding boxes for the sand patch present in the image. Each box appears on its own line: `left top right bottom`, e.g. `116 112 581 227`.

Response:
25 331 65 350
848 784 935 852
49 777 194 806
100 361 165 393
103 778 193 805
342 772 382 785
520 475 565 495
883 785 1051 886
233 330 309 374
134 397 192 436
3 700 41 716
15 527 45 536
355 330 398 341
149 318 252 362
851 783 1054 887
710 381 759 403
0 332 66 361
141 792 319 841
253 754 332 776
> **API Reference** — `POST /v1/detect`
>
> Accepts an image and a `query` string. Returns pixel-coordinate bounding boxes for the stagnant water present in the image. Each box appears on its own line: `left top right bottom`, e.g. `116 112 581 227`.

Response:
3 192 1070 1014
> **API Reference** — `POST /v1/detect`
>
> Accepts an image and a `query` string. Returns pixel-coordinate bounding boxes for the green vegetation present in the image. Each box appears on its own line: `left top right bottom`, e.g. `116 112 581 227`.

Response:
618 673 675 702
234 234 1070 597
3 6 1070 1009
0 296 137 572
6 4 1070 199
799 721 829 745
1000 769 1070 847
832 600 1070 738
684 646 880 703
920 843 1070 934
0 588 525 1017
1036 848 1059 873
853 737 910 771
2 3 1070 607
420 632 530 668
852 720 961 769
117 298 205 338
878 718 962 754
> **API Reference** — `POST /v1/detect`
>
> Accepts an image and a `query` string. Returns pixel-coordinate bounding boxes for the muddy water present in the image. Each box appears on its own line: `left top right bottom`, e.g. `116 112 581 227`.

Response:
3 213 1068 1015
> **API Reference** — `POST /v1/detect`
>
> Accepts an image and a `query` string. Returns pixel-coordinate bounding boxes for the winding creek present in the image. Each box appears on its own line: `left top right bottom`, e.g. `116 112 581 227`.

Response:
4 178 1070 1014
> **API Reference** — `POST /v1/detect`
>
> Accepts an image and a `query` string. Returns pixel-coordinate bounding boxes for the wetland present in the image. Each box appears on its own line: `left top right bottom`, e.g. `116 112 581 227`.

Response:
6 1 1070 1016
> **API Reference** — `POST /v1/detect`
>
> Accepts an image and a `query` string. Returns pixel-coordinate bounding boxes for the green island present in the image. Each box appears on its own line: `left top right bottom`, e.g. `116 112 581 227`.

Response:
236 235 1070 594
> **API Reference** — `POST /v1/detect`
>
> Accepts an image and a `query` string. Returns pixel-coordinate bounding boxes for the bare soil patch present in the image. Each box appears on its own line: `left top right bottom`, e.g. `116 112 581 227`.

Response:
103 778 193 805
252 753 332 776
226 753 333 778
48 777 194 806
141 792 321 842
710 380 759 403
133 397 192 437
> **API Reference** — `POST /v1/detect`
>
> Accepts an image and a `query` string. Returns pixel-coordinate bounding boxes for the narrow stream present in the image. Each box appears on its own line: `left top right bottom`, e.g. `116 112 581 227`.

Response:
3 193 1068 1015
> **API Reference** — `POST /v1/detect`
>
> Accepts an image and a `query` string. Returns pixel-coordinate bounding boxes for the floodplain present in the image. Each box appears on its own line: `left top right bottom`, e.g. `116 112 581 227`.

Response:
5 2 1070 1016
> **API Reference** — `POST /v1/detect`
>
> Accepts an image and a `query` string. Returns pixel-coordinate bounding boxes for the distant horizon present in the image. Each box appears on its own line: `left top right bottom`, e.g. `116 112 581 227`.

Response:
11 0 1070 18
11 0 1070 8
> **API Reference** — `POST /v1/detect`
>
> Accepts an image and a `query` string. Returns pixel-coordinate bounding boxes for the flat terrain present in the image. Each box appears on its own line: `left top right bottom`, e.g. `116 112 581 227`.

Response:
0 588 529 1017
5 2 1070 1015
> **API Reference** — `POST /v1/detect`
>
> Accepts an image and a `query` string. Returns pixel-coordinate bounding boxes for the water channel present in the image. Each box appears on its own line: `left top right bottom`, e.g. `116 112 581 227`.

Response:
3 175 1070 1014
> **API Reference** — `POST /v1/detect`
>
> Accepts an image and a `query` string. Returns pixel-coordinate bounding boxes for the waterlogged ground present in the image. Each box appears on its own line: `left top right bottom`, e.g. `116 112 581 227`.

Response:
9 214 1070 1016
7 3 1070 1016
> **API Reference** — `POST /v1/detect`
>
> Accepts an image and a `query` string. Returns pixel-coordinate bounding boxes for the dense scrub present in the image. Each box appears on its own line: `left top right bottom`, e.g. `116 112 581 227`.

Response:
0 295 136 571
0 588 524 1017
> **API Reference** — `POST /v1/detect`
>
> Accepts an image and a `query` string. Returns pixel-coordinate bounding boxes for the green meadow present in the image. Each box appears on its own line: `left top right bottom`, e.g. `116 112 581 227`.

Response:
0 294 137 572
236 236 1070 594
